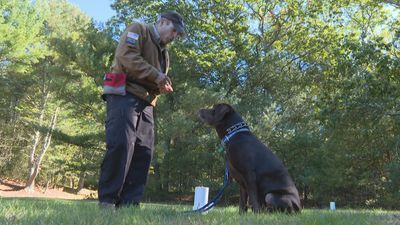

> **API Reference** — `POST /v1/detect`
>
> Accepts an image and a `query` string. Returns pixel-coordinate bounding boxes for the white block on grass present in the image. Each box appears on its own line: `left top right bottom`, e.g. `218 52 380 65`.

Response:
330 201 336 210
193 186 209 210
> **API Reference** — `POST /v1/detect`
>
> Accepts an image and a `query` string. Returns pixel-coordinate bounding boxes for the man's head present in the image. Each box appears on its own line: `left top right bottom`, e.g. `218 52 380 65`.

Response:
156 11 185 45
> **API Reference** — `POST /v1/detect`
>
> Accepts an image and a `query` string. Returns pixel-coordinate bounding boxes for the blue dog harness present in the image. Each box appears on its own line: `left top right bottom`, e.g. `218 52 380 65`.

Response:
222 122 251 145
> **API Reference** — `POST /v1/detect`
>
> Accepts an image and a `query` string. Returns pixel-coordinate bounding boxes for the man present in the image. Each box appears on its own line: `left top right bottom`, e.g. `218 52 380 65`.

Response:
98 11 185 209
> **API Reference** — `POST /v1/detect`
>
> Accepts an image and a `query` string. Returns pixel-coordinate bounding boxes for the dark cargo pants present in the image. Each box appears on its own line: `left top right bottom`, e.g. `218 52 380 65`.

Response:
98 93 154 206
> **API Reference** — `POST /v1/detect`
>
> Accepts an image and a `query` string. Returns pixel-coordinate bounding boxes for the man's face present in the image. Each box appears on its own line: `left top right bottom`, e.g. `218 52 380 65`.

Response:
158 19 180 45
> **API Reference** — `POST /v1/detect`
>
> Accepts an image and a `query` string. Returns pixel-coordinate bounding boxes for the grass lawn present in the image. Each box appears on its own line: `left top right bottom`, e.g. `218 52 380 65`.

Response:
0 197 399 225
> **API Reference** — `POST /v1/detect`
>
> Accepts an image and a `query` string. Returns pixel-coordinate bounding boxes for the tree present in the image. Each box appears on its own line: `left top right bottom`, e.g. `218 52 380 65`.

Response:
23 0 115 191
0 0 47 176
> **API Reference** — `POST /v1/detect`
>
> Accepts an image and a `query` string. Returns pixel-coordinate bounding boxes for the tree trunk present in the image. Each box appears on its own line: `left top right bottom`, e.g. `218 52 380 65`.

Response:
28 93 49 182
27 79 49 189
77 171 86 193
69 177 74 189
303 185 309 206
43 180 50 194
26 107 59 192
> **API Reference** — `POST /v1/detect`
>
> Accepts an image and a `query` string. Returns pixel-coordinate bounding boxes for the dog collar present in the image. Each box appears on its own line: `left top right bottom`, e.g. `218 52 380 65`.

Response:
222 122 250 145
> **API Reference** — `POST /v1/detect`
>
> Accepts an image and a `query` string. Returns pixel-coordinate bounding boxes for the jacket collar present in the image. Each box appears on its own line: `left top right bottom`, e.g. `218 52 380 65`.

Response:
148 24 166 50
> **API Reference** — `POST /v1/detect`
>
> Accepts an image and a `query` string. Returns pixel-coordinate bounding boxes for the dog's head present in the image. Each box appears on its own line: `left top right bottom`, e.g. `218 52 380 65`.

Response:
198 103 234 126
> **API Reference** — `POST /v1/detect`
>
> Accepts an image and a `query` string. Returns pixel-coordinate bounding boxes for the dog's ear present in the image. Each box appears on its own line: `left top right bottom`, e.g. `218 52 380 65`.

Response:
214 104 233 122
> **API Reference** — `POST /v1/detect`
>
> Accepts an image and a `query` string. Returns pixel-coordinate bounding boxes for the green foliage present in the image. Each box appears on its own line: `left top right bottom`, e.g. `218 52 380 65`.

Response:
0 0 46 72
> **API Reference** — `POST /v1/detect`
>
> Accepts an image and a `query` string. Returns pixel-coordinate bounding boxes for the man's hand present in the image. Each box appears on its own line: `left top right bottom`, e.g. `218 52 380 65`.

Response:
155 73 174 93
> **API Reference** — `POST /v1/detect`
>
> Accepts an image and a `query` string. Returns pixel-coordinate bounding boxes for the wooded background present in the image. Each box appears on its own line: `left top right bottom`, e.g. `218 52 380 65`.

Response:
1 0 399 208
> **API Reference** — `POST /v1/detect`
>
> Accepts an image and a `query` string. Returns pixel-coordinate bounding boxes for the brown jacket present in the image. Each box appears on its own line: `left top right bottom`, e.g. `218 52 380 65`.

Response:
110 22 169 106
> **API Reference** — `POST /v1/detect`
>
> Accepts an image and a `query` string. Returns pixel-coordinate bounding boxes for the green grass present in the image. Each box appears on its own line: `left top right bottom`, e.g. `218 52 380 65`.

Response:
0 198 399 225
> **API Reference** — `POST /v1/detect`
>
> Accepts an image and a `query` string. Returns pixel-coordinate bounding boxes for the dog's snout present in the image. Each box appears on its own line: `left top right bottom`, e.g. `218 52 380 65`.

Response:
197 109 206 121
197 109 205 118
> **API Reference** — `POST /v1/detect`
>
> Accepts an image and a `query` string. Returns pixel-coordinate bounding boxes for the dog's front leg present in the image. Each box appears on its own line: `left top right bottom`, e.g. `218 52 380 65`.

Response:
244 173 261 213
239 186 248 214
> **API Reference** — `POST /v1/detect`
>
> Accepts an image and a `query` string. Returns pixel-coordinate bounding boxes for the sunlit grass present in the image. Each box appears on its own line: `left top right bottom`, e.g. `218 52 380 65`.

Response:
0 198 399 225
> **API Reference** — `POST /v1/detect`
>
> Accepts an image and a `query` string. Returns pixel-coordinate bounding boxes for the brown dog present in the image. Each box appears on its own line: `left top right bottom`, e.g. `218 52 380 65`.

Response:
198 103 301 213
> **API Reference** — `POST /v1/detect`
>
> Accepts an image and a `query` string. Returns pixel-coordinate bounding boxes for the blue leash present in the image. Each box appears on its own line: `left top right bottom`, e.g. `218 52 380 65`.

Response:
190 122 250 213
191 158 229 213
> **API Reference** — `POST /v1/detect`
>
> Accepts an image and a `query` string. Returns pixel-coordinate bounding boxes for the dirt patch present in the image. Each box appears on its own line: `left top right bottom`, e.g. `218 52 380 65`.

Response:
0 177 96 200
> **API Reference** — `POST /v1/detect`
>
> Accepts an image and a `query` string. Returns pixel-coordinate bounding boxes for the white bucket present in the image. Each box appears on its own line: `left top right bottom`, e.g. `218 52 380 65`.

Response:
330 201 336 210
193 186 209 211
